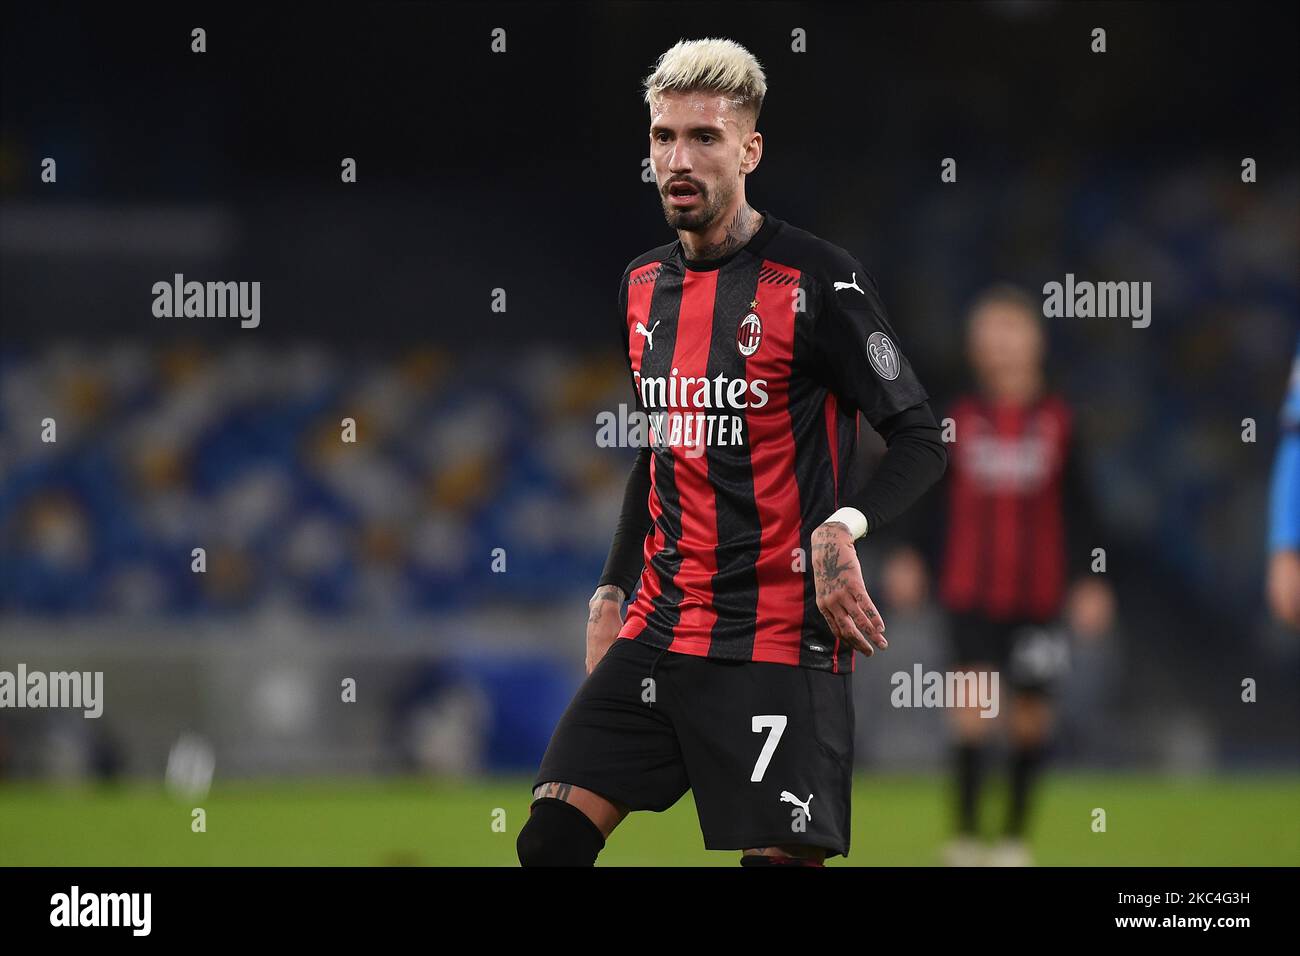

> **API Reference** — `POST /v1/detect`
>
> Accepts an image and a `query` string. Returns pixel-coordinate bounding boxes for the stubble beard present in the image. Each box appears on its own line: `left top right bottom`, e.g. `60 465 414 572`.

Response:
661 178 734 233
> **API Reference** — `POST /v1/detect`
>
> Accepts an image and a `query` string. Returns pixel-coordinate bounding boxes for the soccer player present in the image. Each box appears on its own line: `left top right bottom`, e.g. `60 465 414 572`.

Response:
883 285 1114 866
516 38 947 866
1268 336 1300 629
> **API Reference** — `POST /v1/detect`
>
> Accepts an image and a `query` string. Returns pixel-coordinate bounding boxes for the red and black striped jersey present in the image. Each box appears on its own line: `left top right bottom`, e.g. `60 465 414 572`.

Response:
615 212 929 671
939 394 1074 621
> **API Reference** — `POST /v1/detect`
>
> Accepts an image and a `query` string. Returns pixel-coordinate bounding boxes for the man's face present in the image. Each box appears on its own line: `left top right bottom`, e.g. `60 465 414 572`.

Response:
967 302 1045 385
649 89 756 232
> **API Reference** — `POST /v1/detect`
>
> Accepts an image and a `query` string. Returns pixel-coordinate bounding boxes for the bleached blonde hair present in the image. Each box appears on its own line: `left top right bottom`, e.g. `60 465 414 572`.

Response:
643 38 767 127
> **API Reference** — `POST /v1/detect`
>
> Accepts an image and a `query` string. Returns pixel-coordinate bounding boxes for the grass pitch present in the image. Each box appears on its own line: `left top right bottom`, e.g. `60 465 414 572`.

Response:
2 773 1296 866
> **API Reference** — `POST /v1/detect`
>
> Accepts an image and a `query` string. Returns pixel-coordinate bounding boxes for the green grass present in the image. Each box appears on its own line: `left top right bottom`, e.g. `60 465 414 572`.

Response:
2 774 1297 866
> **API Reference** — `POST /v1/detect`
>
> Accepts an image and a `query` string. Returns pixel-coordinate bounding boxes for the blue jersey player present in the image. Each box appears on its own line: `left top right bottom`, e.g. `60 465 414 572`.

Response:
1268 337 1300 629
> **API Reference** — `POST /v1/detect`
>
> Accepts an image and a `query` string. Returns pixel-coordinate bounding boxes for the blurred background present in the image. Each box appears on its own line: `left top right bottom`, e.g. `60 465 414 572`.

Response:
0 1 1297 864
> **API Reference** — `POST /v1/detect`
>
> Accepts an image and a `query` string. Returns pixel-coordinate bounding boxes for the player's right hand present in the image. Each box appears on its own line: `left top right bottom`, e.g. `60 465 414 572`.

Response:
586 585 627 673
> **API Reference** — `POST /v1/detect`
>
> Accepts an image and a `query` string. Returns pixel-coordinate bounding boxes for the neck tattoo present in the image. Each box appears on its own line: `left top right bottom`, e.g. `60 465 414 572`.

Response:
685 205 762 262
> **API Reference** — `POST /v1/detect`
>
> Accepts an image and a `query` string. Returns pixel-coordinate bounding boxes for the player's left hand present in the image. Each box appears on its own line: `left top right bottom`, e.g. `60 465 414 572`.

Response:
586 584 626 673
811 521 887 657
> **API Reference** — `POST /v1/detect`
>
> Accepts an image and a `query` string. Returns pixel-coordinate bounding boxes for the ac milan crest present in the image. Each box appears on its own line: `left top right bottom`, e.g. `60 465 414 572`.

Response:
737 312 762 356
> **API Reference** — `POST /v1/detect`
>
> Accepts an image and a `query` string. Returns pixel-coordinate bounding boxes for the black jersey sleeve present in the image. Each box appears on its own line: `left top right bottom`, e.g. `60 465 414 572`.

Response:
843 401 947 535
809 260 929 428
597 269 652 597
806 255 943 533
598 447 652 597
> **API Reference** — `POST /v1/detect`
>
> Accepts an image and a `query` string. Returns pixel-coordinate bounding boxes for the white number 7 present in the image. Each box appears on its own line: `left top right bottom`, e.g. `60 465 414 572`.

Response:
750 715 788 782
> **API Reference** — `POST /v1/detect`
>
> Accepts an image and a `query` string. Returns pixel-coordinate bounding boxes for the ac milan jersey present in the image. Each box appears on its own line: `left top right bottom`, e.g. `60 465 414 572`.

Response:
939 394 1073 621
615 212 928 671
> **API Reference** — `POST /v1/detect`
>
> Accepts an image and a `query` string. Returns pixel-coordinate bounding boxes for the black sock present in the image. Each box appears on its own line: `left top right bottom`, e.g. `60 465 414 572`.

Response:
1006 745 1045 838
517 798 606 866
955 742 982 836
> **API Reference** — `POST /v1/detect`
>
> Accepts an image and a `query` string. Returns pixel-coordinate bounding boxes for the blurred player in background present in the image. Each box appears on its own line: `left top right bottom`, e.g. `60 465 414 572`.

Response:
1267 337 1300 629
884 285 1114 866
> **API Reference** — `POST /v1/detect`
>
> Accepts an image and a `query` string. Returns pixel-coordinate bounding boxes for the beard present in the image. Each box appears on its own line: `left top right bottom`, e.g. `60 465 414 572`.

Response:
660 177 734 232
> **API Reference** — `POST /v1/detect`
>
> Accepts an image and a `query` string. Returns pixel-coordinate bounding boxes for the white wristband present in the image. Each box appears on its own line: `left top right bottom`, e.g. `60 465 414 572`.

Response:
824 507 868 540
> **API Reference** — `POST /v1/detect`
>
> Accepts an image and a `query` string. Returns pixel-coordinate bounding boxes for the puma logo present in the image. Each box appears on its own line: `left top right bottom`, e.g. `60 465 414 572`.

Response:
635 320 661 350
833 272 864 294
779 790 814 821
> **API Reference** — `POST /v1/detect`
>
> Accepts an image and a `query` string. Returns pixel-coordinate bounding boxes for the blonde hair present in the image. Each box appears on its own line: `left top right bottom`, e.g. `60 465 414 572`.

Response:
643 38 766 126
967 283 1041 324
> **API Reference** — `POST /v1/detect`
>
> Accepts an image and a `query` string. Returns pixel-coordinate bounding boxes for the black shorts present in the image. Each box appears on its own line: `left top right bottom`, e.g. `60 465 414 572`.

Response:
533 637 854 858
947 611 1070 694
